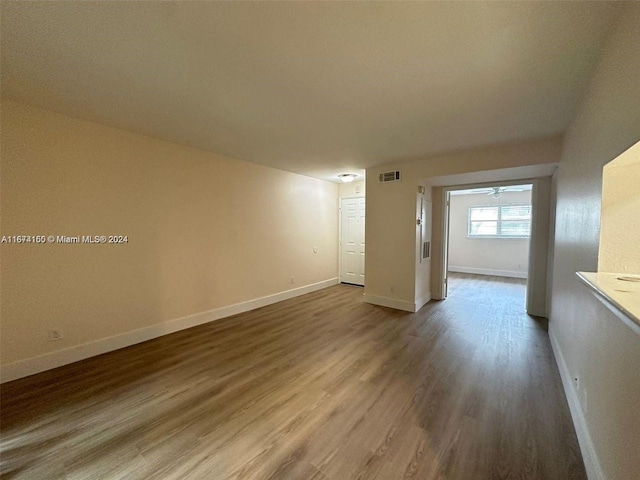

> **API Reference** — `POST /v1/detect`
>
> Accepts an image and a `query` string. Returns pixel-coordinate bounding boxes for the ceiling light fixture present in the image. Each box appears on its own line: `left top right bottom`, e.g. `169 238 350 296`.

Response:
338 173 357 183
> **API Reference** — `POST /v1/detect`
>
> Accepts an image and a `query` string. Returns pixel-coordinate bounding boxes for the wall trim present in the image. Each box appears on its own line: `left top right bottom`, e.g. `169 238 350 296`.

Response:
448 265 528 279
549 329 604 480
415 292 432 312
363 294 415 312
0 277 338 383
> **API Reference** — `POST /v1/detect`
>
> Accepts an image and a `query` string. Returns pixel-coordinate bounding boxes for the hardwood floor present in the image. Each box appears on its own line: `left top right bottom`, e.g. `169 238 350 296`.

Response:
0 273 585 479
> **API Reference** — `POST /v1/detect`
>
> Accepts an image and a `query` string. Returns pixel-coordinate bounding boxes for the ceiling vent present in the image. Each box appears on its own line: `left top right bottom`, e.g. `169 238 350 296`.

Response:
379 170 401 183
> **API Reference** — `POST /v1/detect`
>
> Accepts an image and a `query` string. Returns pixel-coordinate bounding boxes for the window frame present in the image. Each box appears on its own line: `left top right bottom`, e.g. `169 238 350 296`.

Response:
467 203 532 239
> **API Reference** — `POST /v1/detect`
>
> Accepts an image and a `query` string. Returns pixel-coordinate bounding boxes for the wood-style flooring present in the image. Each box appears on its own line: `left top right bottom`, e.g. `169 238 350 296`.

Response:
0 273 585 479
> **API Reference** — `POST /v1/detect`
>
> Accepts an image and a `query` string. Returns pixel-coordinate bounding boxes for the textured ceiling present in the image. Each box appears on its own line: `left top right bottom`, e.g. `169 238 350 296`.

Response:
0 1 622 182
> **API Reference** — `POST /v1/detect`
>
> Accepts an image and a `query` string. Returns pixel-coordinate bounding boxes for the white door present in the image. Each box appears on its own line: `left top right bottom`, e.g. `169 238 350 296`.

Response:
340 197 365 285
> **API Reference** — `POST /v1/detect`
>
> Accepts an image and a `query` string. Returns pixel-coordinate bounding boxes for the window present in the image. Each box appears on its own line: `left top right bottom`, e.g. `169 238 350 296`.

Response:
468 204 531 238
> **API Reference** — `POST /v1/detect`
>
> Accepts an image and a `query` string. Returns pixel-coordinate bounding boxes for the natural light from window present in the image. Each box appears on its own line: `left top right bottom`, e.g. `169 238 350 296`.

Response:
468 204 531 238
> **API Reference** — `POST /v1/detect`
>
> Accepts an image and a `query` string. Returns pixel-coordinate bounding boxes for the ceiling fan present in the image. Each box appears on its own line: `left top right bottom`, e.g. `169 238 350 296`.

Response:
487 187 506 198
450 185 532 197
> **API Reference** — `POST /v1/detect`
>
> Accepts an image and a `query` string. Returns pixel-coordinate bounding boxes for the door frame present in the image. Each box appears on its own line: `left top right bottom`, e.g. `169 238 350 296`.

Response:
438 178 549 316
442 190 451 298
339 195 366 285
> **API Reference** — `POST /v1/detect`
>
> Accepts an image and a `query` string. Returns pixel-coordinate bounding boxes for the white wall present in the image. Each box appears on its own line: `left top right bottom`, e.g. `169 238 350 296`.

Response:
415 186 432 309
0 100 339 381
549 4 640 479
448 190 531 278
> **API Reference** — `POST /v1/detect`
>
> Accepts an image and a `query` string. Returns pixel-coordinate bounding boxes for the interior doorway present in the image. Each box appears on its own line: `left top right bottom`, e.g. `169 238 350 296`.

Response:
340 197 365 286
442 183 534 310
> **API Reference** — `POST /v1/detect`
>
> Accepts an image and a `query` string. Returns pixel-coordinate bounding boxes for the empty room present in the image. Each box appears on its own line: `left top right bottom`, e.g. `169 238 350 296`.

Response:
444 184 532 320
1 2 639 480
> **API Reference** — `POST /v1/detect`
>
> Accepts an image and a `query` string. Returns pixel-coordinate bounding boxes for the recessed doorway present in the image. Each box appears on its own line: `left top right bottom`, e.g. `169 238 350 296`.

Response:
340 197 365 286
442 183 535 312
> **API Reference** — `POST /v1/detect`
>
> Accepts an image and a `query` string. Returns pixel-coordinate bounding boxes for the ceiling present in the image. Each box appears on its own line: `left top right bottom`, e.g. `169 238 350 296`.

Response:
0 2 621 182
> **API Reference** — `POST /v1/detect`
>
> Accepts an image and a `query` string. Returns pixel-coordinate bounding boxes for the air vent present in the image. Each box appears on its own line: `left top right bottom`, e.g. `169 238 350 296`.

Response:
423 241 430 259
379 170 401 183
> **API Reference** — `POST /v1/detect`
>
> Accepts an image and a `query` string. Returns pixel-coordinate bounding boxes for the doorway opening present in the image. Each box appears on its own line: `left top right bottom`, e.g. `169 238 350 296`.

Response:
444 183 533 310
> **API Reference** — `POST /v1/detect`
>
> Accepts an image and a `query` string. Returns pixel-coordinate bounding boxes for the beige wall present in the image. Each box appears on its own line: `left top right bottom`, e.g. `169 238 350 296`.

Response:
0 100 338 369
338 179 365 198
526 176 553 317
364 179 418 310
448 190 531 277
549 3 640 479
364 136 561 311
599 141 640 273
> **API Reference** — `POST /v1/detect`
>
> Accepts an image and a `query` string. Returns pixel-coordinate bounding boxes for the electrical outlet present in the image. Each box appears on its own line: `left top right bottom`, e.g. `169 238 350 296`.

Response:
290 276 295 284
48 329 63 342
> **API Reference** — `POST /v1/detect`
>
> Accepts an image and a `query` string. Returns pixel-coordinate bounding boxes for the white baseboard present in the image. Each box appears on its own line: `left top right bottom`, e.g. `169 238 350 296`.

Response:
415 292 432 312
448 266 528 279
363 294 415 312
549 329 604 480
0 278 338 383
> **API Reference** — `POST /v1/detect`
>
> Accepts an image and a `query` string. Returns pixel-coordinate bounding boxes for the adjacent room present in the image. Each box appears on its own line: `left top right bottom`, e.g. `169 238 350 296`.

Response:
1 2 639 480
446 184 532 311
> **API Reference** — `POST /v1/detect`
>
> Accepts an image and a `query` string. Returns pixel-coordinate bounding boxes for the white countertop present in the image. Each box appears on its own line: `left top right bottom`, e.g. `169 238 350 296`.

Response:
577 271 640 335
